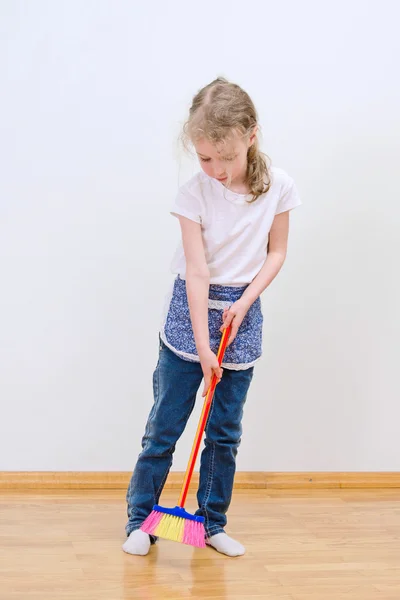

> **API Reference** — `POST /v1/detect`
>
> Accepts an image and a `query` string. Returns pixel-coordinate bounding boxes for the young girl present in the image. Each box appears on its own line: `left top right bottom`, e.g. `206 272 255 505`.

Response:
123 77 301 557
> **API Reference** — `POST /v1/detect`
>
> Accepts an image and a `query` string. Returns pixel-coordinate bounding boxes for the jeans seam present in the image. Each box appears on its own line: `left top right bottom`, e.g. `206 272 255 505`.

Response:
203 440 216 532
146 362 161 439
200 393 217 532
153 360 172 501
155 456 172 500
143 363 160 441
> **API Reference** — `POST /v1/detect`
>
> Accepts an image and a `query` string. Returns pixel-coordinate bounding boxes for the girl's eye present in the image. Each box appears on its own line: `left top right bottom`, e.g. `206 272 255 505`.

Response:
200 157 211 163
224 156 236 162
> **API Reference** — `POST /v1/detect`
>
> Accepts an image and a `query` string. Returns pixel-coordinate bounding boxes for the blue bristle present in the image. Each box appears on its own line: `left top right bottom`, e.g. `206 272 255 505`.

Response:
152 505 205 524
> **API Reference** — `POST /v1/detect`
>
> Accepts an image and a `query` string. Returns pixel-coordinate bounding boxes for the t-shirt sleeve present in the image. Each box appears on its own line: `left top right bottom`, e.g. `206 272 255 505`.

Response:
170 188 202 224
276 175 302 215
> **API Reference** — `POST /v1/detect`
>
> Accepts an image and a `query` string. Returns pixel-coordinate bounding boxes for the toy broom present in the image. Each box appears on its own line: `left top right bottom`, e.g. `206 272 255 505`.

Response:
140 325 232 548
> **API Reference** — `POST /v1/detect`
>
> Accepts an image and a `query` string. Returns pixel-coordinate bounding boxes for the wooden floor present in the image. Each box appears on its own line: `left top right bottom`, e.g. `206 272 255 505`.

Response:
1 488 400 599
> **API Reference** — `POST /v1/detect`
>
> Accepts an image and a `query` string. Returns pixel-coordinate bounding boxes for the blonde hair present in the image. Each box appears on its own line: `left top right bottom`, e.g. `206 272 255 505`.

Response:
182 77 271 203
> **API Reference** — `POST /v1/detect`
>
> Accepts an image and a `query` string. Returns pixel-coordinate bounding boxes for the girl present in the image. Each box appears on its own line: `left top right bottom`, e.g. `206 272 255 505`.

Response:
123 77 301 557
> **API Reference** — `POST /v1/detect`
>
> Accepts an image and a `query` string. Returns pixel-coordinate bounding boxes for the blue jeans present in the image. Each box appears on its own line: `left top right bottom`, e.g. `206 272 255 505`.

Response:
125 338 254 539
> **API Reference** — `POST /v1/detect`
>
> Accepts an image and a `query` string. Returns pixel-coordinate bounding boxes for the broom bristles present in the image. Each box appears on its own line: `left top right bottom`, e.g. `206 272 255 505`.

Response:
183 519 206 547
140 506 206 548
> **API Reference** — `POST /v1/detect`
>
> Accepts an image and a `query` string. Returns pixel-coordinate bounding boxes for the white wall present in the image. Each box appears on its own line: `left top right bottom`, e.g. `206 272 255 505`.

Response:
1 0 399 472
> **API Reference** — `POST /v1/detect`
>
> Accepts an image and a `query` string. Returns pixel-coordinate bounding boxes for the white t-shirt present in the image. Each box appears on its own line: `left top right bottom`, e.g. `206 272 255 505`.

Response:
170 167 301 286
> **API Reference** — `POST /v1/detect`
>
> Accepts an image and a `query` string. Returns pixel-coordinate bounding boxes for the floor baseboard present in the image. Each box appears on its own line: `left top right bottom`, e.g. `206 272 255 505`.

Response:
1 471 400 490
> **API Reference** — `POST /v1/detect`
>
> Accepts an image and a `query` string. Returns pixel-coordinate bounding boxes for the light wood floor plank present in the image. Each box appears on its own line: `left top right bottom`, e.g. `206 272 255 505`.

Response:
1 488 399 599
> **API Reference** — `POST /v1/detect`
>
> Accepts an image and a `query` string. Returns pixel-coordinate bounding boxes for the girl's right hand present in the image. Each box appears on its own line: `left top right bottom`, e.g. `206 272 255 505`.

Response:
198 346 223 397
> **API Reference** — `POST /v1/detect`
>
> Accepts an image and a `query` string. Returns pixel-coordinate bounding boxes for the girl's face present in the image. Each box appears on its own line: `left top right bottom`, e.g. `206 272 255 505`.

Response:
194 129 257 187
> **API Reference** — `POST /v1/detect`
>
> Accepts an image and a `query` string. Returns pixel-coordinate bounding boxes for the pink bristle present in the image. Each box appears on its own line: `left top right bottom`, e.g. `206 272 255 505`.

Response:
140 509 163 535
183 520 206 548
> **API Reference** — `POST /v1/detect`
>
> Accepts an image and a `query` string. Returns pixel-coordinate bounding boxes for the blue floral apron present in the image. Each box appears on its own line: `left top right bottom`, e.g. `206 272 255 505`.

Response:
160 276 263 370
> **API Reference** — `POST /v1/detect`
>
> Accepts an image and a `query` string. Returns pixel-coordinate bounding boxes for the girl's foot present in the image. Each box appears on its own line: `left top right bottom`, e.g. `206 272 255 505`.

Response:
206 532 245 557
122 529 151 556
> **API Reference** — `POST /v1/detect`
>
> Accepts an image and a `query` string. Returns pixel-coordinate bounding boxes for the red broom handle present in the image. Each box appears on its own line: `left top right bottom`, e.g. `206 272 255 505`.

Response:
178 325 232 508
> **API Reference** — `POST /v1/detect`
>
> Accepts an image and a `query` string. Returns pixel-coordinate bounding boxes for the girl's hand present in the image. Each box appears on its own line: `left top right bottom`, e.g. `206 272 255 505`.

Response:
220 300 250 346
198 346 223 397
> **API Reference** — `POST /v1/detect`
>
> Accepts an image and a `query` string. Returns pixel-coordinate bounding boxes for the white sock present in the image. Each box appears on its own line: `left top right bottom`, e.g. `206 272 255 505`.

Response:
206 532 245 557
122 529 151 556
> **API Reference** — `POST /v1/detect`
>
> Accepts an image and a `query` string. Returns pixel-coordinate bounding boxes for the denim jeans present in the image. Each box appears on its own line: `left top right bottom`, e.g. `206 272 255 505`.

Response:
125 338 254 539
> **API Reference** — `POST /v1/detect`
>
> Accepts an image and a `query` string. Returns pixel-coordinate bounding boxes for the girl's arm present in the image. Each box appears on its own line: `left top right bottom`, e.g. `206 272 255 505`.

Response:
241 211 289 306
221 211 290 344
177 216 223 394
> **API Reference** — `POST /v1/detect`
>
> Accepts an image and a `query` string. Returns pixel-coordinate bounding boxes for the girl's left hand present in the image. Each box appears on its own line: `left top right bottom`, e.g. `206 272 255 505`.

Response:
220 300 250 346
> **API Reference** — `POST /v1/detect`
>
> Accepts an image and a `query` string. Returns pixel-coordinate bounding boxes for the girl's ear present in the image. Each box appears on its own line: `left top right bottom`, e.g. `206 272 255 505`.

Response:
248 125 258 147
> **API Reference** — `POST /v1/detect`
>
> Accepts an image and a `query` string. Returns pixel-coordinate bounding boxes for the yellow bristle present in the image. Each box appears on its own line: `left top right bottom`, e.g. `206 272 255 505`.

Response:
155 514 185 542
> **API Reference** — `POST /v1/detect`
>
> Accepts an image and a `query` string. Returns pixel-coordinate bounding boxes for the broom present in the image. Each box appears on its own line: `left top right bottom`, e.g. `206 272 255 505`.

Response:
140 324 232 548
